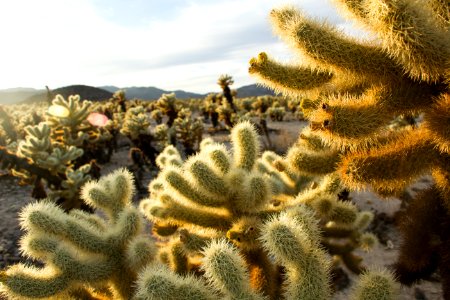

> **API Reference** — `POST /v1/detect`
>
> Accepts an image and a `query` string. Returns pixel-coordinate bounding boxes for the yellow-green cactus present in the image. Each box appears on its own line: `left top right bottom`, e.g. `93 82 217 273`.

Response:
141 121 302 298
155 93 181 127
140 121 378 298
0 168 396 300
120 106 151 140
0 169 156 299
8 121 92 209
173 108 203 155
135 207 396 300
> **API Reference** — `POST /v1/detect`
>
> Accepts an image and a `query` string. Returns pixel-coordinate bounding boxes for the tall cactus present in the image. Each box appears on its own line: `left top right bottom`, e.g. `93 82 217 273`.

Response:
249 0 449 297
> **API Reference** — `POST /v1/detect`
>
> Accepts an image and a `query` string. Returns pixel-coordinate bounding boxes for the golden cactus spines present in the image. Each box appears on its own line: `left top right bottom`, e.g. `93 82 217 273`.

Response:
259 212 331 300
424 93 450 154
201 239 264 300
162 166 227 207
249 52 333 97
350 268 399 300
286 146 340 175
365 0 449 82
338 128 439 194
135 265 216 300
268 6 401 80
231 121 260 171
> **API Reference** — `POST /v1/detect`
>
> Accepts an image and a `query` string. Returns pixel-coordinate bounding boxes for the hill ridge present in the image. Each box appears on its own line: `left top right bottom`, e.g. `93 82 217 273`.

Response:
0 84 276 105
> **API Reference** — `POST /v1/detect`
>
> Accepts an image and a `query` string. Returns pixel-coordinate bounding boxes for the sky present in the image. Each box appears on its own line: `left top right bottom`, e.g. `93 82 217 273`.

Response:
0 0 366 94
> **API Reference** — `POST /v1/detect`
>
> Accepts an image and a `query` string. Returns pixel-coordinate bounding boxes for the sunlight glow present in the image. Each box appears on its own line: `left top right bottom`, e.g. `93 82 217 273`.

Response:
0 0 361 93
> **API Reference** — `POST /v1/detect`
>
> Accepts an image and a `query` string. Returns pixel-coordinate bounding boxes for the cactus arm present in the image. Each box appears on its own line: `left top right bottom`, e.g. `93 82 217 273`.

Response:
162 167 227 207
365 0 449 82
1 169 156 300
260 211 331 300
285 147 340 175
134 265 216 300
339 128 438 193
185 156 229 197
350 268 399 300
169 241 189 275
201 240 265 300
269 6 402 80
425 93 450 154
231 121 260 171
141 196 232 230
249 52 333 96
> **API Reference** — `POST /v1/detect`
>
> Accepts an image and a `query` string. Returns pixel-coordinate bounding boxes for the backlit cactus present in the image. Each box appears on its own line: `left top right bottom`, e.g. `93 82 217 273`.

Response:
155 93 181 127
250 0 449 296
140 121 378 298
173 108 203 155
140 121 297 298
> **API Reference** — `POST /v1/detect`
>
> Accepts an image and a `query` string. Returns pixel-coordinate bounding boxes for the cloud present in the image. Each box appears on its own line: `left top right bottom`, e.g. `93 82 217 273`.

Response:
0 0 369 93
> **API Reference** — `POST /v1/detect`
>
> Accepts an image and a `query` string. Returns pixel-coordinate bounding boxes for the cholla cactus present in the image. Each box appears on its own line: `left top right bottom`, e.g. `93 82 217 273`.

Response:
173 108 204 155
251 95 273 115
216 100 236 129
140 121 377 298
267 101 286 121
150 108 163 124
46 95 93 147
0 165 396 299
202 93 221 128
112 89 127 112
151 124 171 152
0 104 46 149
217 74 237 112
155 93 180 127
0 106 18 142
120 105 166 164
46 94 114 165
141 122 288 298
249 0 449 296
0 169 157 300
136 205 398 300
4 121 92 210
121 106 151 140
0 94 119 209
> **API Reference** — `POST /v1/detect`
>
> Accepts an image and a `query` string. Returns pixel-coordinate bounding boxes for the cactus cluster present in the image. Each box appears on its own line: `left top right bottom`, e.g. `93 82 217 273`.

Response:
0 167 398 300
249 0 449 296
141 121 381 297
0 95 117 210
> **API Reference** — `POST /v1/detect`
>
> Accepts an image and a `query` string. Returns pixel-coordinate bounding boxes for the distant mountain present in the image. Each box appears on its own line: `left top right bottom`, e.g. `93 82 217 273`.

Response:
23 85 113 103
0 88 44 105
236 84 276 97
0 83 276 105
99 84 275 100
99 86 203 100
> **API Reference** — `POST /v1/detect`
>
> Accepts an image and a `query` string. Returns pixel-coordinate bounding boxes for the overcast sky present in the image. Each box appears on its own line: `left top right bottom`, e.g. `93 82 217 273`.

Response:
0 0 365 93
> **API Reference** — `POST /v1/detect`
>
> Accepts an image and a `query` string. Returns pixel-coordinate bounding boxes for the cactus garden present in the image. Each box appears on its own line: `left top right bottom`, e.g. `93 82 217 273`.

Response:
0 0 449 299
